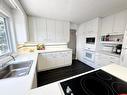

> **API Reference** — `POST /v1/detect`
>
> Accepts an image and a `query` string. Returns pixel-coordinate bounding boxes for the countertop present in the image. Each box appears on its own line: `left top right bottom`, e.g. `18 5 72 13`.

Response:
28 64 127 95
18 47 72 54
0 48 126 95
36 48 72 53
0 52 38 95
0 48 72 95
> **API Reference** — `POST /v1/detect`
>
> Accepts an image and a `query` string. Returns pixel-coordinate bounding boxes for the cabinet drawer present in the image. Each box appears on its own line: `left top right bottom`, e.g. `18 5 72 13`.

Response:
95 53 120 67
109 56 120 64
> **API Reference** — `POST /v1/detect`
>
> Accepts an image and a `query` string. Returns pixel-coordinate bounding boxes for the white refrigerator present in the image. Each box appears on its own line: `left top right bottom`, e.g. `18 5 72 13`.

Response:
120 26 127 67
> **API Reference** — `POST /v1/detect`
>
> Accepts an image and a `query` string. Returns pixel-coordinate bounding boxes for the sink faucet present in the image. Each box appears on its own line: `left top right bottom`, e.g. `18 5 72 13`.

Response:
10 55 15 61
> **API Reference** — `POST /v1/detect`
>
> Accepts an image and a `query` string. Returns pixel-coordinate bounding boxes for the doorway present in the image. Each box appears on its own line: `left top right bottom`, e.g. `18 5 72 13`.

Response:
68 30 76 59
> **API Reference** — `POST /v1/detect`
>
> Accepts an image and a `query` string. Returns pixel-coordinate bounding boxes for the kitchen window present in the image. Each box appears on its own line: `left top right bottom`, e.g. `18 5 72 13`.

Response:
0 15 12 56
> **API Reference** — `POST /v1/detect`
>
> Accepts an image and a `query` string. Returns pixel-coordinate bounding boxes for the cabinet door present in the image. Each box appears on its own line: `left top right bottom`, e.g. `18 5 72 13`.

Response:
37 53 47 71
85 18 98 36
55 52 65 65
95 53 110 67
113 11 127 34
55 21 64 42
77 24 85 61
64 51 72 65
86 21 92 33
47 19 56 43
28 17 37 41
63 21 70 43
36 18 47 42
46 52 56 68
121 50 127 67
122 26 127 49
109 56 120 64
101 15 114 35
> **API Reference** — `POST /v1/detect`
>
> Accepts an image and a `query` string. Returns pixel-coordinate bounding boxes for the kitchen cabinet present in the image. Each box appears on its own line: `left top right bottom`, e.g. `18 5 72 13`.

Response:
13 10 28 43
101 15 114 35
55 21 64 42
55 52 65 65
101 10 127 35
36 18 47 42
32 71 37 89
63 21 70 43
120 49 127 67
38 53 47 71
28 17 37 41
77 18 101 63
37 50 72 72
95 53 120 68
76 23 85 61
64 51 72 65
85 18 99 36
47 19 56 43
122 26 127 49
113 10 127 34
46 52 57 68
28 16 70 43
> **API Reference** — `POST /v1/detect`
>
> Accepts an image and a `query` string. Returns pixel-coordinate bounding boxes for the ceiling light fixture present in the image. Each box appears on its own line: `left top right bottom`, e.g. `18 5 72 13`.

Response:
9 0 17 9
9 0 24 15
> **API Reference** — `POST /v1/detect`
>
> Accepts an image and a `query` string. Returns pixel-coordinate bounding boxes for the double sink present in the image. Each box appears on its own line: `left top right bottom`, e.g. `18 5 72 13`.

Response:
0 60 33 79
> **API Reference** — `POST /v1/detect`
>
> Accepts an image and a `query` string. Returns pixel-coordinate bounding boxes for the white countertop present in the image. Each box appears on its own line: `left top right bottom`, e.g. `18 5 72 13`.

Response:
0 48 72 95
36 48 72 53
18 47 72 54
0 48 127 95
0 53 38 95
28 64 127 95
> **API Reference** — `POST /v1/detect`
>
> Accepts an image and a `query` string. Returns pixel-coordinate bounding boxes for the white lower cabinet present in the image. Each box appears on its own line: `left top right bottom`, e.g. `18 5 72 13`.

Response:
37 50 72 72
37 53 47 71
32 71 37 89
95 53 120 68
64 51 72 65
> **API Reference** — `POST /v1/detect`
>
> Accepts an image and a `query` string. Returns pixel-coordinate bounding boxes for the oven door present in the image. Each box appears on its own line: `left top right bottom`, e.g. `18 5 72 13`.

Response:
84 50 95 62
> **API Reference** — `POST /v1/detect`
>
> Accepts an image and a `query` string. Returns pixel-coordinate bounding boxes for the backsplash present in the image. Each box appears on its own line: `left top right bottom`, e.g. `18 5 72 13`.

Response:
101 34 124 42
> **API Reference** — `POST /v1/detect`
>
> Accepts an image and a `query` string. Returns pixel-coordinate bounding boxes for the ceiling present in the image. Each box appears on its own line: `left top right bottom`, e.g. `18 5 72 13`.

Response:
19 0 127 24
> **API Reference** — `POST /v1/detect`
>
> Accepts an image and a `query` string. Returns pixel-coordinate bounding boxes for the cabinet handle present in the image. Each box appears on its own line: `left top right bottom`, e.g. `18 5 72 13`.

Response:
121 55 124 63
110 61 114 63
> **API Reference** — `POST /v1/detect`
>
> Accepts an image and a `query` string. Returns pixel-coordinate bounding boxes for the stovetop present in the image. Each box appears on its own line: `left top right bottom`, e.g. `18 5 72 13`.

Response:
60 70 127 95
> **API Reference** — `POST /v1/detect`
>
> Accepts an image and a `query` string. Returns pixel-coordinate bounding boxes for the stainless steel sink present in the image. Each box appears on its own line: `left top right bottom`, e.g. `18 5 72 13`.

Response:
0 60 33 79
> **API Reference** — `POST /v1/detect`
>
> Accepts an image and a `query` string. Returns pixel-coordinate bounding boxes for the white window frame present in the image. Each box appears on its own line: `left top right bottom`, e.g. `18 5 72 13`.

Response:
0 13 13 57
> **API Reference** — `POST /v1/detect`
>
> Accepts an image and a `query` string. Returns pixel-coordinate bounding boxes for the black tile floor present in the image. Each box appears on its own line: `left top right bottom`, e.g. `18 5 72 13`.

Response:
37 60 94 87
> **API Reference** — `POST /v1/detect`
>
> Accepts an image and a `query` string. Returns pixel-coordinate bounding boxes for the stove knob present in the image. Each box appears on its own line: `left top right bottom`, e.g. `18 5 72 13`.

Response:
66 86 72 94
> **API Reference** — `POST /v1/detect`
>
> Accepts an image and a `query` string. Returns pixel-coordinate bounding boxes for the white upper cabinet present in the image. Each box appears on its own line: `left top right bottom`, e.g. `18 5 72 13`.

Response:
14 10 28 43
36 18 47 42
113 11 127 34
63 21 70 43
55 20 64 42
28 17 36 41
101 10 127 35
47 19 56 43
101 15 114 35
28 16 70 43
85 18 99 36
